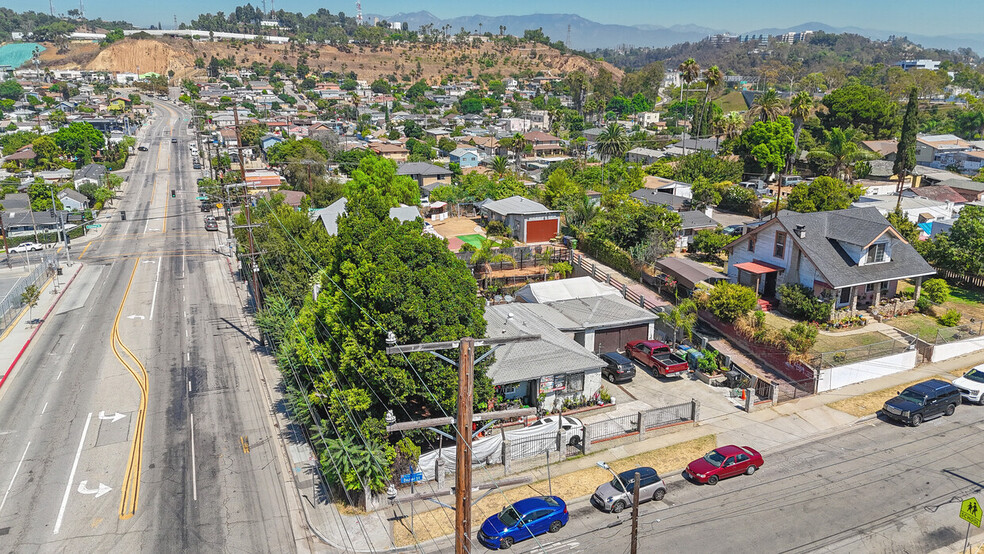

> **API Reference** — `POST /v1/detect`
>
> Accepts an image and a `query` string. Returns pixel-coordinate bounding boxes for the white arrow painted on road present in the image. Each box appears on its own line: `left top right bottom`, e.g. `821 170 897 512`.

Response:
77 480 112 498
98 411 126 423
141 260 157 264
127 315 145 320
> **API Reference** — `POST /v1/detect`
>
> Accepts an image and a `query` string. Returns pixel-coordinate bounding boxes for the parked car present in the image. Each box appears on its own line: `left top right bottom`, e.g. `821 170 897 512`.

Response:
722 224 745 237
10 242 43 253
952 365 984 404
478 496 568 550
881 379 961 426
137 145 149 151
171 138 178 144
625 340 689 377
780 175 804 187
591 466 665 513
526 416 583 447
204 216 218 231
193 163 202 169
685 445 764 485
599 352 636 383
201 202 213 212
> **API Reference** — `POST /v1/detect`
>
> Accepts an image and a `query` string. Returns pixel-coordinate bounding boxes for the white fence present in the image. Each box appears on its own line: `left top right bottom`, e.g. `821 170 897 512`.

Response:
931 335 984 362
816 349 919 393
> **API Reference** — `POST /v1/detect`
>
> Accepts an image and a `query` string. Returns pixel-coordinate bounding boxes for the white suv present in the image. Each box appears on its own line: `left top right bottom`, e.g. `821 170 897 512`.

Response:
952 365 984 404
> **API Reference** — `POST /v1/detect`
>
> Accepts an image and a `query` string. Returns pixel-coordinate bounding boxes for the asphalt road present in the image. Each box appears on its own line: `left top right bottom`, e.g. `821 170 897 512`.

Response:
469 408 984 554
0 99 296 551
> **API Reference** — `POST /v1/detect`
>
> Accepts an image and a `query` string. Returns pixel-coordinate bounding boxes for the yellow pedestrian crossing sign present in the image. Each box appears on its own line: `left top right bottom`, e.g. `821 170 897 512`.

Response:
961 497 982 528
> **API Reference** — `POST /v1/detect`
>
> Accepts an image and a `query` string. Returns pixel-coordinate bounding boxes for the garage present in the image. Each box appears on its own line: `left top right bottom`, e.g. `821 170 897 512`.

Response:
594 324 650 354
525 218 559 243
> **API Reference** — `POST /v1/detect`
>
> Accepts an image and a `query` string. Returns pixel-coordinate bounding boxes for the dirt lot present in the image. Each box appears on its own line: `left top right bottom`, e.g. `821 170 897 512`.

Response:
431 216 484 240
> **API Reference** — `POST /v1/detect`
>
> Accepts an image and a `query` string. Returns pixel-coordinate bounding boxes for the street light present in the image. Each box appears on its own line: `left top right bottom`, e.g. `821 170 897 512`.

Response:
596 461 627 491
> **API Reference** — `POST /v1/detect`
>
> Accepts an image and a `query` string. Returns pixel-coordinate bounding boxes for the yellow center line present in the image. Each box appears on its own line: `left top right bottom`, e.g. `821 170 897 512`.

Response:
78 242 93 260
111 259 149 520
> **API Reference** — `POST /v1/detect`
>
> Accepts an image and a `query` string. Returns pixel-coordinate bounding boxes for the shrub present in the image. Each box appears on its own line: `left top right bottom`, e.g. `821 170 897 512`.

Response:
459 242 477 252
580 233 641 280
777 283 832 323
783 322 818 354
597 386 612 403
938 309 961 327
696 349 720 374
921 278 950 304
551 261 572 277
485 219 511 237
707 282 758 322
915 296 932 313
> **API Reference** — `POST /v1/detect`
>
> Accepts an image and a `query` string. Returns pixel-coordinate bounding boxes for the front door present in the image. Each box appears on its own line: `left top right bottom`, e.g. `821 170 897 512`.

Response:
764 272 777 297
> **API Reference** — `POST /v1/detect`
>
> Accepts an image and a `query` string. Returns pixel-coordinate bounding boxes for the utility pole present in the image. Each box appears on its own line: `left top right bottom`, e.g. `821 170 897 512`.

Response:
385 335 539 554
630 470 640 554
232 102 262 312
0 212 10 269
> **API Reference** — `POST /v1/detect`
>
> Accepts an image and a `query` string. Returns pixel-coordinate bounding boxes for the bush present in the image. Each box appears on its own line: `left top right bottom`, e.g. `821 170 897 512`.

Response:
485 219 511 237
459 242 477 252
777 283 832 323
580 233 641 280
783 322 818 354
915 296 932 313
696 349 720 374
707 282 758 322
938 309 961 327
921 278 950 304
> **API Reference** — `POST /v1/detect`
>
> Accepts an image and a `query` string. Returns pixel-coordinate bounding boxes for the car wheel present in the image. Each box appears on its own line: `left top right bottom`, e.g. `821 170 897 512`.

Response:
567 435 581 448
652 488 665 502
611 500 626 513
607 373 615 383
549 520 563 533
707 475 719 485
499 537 513 549
945 403 956 416
911 414 923 427
746 465 757 476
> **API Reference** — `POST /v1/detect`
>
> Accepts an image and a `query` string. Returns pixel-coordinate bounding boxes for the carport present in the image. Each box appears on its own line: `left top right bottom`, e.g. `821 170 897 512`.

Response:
653 257 728 294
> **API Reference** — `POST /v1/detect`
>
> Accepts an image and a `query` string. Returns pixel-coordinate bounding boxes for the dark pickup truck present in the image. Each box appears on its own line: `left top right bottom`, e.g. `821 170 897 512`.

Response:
625 340 690 377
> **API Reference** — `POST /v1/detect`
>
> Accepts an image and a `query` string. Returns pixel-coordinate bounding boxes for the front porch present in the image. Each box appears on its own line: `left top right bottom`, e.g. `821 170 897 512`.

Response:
827 276 925 322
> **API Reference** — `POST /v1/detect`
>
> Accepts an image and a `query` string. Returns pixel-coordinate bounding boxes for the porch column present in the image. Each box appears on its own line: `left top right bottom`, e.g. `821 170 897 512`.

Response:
850 286 859 315
873 285 882 306
914 275 924 301
756 275 762 295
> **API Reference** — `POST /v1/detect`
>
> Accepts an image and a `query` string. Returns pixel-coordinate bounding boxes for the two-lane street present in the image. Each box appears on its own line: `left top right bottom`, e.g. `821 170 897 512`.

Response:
0 99 296 551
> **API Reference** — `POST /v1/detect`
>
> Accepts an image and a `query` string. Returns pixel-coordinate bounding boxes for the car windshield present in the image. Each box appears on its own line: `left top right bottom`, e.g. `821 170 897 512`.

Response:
964 369 984 383
498 505 521 527
609 477 626 492
898 390 925 405
703 450 726 467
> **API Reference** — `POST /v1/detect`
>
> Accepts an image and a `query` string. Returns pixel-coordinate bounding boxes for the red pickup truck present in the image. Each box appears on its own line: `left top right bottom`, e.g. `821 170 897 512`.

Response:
625 340 690 377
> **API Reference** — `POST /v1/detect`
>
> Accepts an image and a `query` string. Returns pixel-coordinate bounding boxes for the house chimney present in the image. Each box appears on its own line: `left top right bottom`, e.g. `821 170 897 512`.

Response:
794 224 806 238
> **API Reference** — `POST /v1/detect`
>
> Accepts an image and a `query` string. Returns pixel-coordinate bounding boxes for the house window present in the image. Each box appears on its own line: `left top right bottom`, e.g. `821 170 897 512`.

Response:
866 243 886 263
839 287 851 304
568 372 584 393
865 283 875 293
552 374 567 391
502 383 521 395
748 236 756 252
774 232 786 258
880 281 890 292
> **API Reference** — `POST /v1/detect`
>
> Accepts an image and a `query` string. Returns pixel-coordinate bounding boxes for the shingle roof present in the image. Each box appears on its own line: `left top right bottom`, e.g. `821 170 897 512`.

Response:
629 188 687 210
310 197 347 235
75 163 106 181
734 208 936 288
654 257 727 289
679 210 717 230
484 304 606 384
396 162 453 177
545 296 657 329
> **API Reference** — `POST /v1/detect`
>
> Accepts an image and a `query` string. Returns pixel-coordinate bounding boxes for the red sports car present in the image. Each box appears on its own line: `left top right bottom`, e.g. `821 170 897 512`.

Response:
684 445 763 485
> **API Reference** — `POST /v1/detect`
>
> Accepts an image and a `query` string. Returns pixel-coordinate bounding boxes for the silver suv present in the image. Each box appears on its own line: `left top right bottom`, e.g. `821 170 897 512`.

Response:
591 466 666 513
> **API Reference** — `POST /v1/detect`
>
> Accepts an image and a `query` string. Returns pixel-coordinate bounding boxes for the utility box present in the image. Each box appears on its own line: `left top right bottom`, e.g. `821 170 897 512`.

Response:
120 211 127 221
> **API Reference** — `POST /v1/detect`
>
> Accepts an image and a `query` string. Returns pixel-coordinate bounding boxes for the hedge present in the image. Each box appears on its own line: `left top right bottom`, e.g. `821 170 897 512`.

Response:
579 233 641 280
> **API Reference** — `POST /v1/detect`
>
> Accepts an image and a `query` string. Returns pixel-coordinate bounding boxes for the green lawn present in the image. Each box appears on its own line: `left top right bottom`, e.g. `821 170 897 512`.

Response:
714 91 748 114
456 234 486 248
763 312 896 353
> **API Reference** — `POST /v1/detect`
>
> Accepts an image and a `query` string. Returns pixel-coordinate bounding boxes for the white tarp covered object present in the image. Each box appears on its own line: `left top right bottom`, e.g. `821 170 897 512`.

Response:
416 416 580 481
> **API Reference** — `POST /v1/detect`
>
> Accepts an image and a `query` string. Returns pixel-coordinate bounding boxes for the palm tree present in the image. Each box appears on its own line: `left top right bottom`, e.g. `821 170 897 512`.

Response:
787 90 815 172
470 239 516 287
596 122 628 162
808 127 872 181
511 132 527 171
748 89 785 122
678 58 701 154
658 299 698 346
491 155 509 177
696 65 723 139
562 193 600 236
720 111 746 142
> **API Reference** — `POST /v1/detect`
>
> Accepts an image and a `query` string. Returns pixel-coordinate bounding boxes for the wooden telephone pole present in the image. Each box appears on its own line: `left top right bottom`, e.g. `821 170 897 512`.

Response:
630 470 641 554
232 102 262 311
385 334 538 553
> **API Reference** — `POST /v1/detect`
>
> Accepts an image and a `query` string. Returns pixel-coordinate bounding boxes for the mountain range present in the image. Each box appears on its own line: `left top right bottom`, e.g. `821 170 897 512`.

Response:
367 11 984 54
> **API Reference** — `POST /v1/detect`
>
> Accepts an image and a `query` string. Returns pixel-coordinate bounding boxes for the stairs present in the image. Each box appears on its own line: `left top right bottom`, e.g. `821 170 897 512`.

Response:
757 298 776 312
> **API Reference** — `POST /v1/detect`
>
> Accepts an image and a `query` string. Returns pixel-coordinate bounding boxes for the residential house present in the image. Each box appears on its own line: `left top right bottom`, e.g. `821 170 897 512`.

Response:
243 170 283 192
218 128 239 147
932 179 984 202
642 176 693 199
312 198 421 235
58 188 89 211
676 210 719 249
629 188 688 211
370 142 409 163
852 194 960 224
524 131 565 158
652 257 727 296
626 147 665 164
480 196 561 243
74 163 107 188
724 208 936 313
860 140 898 161
259 134 284 152
916 134 973 167
255 189 308 209
396 162 454 196
35 168 72 184
449 148 480 168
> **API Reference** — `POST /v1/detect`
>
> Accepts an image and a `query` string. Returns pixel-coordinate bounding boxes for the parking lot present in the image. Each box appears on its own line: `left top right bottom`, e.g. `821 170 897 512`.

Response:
580 360 745 427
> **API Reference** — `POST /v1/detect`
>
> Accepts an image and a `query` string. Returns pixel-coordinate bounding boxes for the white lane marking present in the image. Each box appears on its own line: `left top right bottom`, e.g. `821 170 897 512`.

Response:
189 412 198 501
69 342 76 353
54 412 92 534
0 441 30 516
56 371 62 381
149 255 162 321
186 352 190 361
187 380 191 393
185 329 189 338
41 402 48 415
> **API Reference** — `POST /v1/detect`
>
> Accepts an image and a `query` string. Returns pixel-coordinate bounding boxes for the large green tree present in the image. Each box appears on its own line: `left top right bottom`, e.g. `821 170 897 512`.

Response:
735 116 795 177
819 83 898 139
52 122 105 165
785 176 864 213
894 88 919 209
926 204 984 275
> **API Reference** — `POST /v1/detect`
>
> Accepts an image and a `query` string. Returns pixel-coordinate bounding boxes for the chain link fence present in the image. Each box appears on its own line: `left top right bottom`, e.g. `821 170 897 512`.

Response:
0 257 57 334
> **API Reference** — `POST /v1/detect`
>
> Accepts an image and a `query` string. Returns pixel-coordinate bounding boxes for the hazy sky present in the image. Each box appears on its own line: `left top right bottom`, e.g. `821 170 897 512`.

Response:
12 0 983 36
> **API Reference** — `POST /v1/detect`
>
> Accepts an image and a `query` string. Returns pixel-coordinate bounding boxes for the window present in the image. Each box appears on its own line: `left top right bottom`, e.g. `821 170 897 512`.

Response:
774 232 786 258
880 281 890 292
568 372 584 393
748 236 756 252
866 243 886 263
865 283 875 293
839 288 851 304
552 374 567 391
502 383 521 395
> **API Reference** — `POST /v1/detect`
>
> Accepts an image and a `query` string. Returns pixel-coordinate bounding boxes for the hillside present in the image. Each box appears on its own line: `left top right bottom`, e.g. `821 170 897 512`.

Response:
37 35 622 83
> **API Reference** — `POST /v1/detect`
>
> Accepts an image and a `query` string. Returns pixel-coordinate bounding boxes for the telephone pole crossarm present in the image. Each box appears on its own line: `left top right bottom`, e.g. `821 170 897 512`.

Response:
384 334 540 355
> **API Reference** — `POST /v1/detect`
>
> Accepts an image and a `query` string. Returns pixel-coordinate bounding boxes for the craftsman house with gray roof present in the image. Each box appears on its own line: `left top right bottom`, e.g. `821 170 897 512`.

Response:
724 208 936 314
480 195 560 243
396 162 454 196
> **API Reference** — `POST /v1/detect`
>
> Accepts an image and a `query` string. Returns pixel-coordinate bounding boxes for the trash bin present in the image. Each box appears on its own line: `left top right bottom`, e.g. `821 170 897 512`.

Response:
57 267 63 275
120 211 127 221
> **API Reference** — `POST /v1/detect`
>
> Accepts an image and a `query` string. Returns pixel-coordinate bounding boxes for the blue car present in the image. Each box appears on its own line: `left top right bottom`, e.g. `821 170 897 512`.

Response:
477 496 568 549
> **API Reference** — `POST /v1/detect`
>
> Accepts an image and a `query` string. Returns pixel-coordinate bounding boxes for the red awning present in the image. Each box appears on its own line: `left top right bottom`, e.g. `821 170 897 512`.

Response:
734 261 783 275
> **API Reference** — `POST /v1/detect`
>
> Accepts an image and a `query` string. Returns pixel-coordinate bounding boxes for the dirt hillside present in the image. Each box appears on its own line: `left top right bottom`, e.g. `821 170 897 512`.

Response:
39 36 623 83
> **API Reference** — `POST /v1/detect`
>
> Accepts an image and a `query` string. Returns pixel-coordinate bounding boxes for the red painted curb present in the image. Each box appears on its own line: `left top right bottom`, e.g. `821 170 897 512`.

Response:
0 264 83 393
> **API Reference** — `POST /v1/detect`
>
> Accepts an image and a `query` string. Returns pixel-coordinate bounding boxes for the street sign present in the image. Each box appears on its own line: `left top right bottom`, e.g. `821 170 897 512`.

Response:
85 224 102 229
196 196 208 200
216 203 224 209
400 472 423 484
961 497 982 528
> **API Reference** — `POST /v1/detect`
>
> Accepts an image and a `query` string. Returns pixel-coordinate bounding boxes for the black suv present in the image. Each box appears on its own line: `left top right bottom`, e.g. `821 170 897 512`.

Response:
882 379 961 426
599 352 636 384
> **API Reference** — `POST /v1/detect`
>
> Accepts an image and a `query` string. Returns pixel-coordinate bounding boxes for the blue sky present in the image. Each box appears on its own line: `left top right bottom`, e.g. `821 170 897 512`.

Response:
12 0 984 36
